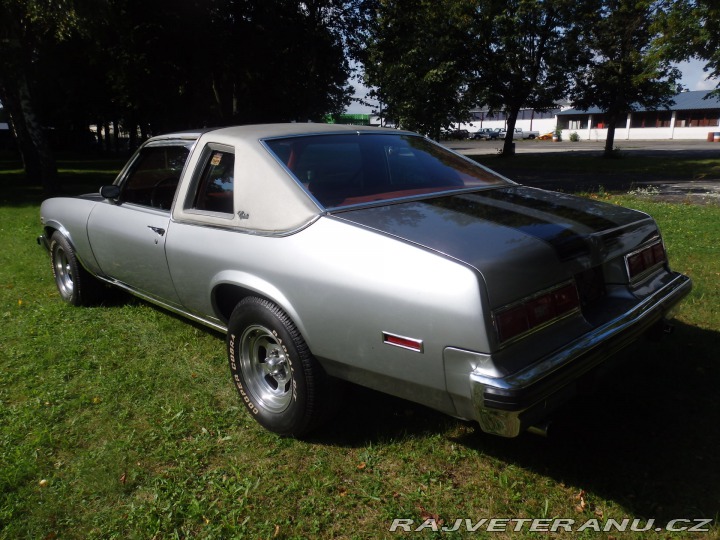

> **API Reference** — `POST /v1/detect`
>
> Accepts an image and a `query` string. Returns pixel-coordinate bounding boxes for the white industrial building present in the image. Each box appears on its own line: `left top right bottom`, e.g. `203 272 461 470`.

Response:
456 90 720 140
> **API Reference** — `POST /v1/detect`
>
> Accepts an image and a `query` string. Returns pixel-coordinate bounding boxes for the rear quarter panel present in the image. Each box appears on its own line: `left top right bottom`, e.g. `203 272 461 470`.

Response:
165 216 489 408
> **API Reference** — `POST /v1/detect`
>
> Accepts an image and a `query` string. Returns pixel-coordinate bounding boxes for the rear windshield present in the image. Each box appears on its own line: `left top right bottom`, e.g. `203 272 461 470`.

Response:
264 133 509 209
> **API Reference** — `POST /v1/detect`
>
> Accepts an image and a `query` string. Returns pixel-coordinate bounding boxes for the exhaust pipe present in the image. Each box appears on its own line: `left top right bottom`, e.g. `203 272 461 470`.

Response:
527 421 552 437
647 319 674 341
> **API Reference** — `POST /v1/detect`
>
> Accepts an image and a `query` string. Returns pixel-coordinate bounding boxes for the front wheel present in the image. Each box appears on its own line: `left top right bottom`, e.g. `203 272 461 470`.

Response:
49 232 106 306
227 297 332 436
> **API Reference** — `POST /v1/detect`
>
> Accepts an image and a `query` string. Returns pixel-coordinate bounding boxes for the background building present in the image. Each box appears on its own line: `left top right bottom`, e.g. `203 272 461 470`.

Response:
557 90 720 141
454 90 720 140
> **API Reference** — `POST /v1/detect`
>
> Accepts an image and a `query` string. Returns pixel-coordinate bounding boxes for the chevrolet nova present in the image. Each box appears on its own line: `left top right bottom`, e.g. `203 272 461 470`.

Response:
38 124 691 437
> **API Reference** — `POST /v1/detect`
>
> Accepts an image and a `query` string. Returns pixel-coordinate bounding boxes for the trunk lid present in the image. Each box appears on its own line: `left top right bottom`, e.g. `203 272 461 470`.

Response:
332 186 660 308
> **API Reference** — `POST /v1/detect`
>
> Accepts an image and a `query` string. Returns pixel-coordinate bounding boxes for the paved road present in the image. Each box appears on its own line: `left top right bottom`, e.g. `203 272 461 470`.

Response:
443 139 720 203
445 138 720 157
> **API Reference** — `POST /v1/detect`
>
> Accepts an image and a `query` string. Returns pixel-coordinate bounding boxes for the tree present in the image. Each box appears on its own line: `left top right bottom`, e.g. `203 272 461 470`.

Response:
361 0 579 150
659 1 720 93
362 0 474 140
689 2 720 88
467 0 579 155
568 0 681 157
213 0 356 124
1 0 364 193
0 0 81 194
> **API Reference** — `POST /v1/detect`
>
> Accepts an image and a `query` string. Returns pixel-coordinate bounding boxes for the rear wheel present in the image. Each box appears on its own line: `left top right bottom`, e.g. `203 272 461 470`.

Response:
227 297 331 436
49 232 105 306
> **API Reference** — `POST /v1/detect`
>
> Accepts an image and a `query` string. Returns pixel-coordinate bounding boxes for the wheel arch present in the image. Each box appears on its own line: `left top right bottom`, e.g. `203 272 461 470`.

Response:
44 223 101 277
211 273 309 341
43 221 72 246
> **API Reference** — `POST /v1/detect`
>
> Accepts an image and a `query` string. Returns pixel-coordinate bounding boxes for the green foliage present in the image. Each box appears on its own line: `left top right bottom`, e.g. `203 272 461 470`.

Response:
467 0 581 154
363 0 474 138
467 0 577 111
659 1 720 93
568 0 682 155
1 0 364 139
363 0 594 151
690 1 720 87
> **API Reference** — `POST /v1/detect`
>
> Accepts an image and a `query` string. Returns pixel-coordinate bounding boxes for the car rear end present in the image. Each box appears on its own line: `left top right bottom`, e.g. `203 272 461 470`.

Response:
262 130 691 437
336 187 691 436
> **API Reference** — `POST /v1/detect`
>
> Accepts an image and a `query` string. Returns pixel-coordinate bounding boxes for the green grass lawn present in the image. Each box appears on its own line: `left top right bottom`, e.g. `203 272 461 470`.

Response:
1 158 718 538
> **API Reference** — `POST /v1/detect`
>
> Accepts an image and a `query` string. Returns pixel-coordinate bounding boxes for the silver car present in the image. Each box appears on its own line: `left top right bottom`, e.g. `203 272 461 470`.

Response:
38 124 691 437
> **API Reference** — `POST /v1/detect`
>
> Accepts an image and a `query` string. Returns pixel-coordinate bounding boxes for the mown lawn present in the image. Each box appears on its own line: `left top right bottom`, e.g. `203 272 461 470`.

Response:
0 158 718 538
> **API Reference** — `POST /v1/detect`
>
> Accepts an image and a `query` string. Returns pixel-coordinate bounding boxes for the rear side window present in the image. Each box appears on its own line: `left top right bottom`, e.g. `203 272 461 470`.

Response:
121 145 189 209
192 150 235 214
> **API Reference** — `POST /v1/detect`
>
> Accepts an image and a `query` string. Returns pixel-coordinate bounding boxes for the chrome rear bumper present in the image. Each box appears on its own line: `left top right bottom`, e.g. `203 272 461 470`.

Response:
470 272 692 437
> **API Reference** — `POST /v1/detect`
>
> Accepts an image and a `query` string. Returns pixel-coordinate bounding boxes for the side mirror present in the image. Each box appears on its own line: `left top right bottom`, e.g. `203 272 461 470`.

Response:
99 185 121 201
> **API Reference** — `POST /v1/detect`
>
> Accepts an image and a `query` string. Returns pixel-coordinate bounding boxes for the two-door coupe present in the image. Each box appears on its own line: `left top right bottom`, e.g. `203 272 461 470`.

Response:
38 124 691 437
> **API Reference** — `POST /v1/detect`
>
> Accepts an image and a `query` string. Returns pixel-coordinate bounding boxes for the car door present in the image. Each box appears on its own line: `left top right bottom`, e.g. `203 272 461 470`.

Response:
87 142 191 305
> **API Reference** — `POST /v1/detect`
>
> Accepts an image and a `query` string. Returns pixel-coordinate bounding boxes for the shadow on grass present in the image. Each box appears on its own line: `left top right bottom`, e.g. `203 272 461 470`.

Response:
55 285 718 522
473 152 720 198
315 320 720 522
0 158 124 207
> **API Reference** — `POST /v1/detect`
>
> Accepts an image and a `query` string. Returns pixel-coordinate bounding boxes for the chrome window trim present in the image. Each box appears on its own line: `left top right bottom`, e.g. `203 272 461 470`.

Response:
170 214 321 237
182 142 236 214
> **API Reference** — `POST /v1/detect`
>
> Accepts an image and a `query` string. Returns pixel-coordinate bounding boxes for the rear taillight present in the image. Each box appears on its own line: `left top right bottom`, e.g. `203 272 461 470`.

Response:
625 240 666 282
493 281 580 344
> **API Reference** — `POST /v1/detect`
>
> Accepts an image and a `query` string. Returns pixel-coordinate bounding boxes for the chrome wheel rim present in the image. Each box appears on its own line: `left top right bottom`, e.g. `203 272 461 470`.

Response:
53 247 74 298
239 324 292 413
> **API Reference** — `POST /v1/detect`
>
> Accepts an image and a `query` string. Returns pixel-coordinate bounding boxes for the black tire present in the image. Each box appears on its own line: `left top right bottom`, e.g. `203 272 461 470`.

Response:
49 231 106 306
227 297 331 437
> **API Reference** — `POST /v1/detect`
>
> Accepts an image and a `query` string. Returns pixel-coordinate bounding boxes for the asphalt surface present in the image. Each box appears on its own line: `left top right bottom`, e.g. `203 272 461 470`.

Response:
446 137 720 158
444 138 720 203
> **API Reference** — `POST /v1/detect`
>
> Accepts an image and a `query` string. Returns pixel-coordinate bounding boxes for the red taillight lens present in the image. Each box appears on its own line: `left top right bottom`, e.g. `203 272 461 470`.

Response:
625 241 666 280
494 281 580 344
495 305 530 342
552 283 580 313
626 252 644 278
651 242 666 264
525 295 555 326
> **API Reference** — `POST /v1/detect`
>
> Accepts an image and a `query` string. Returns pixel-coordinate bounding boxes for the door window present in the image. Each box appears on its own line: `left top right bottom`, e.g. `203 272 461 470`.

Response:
121 146 189 209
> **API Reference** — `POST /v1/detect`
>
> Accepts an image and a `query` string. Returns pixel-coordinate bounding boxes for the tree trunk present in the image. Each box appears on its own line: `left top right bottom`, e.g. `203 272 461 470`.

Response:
103 122 111 153
113 120 120 153
0 73 59 195
128 122 138 151
96 120 104 150
603 111 618 158
501 109 519 157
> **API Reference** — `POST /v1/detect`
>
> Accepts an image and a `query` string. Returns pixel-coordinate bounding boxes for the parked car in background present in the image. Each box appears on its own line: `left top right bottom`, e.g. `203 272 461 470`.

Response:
496 127 540 140
38 124 691 438
441 128 469 140
470 128 500 140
